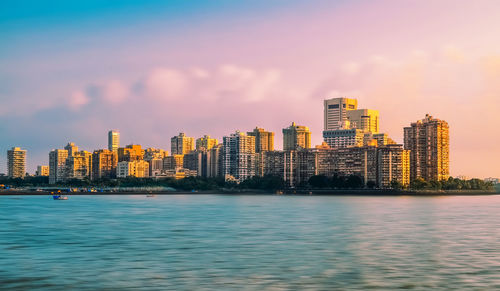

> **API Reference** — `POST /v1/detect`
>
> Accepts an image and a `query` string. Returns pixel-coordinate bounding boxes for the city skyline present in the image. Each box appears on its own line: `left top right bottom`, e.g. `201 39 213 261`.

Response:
1 1 500 178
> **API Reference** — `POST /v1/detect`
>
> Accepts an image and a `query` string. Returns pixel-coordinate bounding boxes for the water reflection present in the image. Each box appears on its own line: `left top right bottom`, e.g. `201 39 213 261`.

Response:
0 195 499 290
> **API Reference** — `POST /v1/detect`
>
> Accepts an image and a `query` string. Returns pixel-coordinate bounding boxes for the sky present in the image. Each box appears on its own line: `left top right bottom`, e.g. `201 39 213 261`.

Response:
1 0 499 178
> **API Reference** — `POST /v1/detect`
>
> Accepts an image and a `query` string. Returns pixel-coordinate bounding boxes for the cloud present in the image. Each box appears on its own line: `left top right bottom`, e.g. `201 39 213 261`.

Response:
67 90 89 110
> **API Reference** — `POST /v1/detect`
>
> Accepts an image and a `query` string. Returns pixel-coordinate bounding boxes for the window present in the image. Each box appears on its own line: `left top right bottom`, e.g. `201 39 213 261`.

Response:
328 104 339 109
349 105 355 109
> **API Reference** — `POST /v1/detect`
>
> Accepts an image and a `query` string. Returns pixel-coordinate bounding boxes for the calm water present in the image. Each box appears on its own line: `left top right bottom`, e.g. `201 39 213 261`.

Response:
1 194 499 290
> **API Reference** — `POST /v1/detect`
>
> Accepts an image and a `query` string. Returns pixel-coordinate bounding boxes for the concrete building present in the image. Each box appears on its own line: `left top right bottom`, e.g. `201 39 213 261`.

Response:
322 128 365 148
222 131 256 181
117 160 149 178
148 158 164 177
171 133 195 155
36 165 49 176
65 151 92 180
91 149 117 180
144 148 168 161
324 97 358 131
117 144 144 162
196 135 218 151
283 122 311 151
163 154 184 170
64 142 79 157
108 130 120 152
49 149 68 184
206 144 223 178
183 151 203 176
347 109 380 134
7 147 26 178
377 144 410 188
404 114 450 181
247 127 274 153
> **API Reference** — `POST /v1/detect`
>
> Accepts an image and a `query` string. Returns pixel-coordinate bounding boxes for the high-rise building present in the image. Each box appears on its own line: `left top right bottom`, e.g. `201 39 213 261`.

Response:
117 144 144 162
171 133 195 155
49 149 68 184
195 135 218 151
324 97 358 131
91 149 117 180
283 122 311 151
7 147 26 178
117 160 149 178
65 151 92 180
108 130 120 152
377 144 410 188
64 142 79 157
404 114 450 181
247 127 274 153
163 155 184 170
347 109 380 134
36 165 49 176
144 148 168 161
323 128 365 148
222 131 256 181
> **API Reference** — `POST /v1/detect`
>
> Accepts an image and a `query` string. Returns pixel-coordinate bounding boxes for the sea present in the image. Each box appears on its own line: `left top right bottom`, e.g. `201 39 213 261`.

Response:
1 194 499 290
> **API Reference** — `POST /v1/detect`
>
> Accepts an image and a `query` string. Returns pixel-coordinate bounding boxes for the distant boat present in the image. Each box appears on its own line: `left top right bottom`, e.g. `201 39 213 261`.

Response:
146 193 156 198
53 195 68 200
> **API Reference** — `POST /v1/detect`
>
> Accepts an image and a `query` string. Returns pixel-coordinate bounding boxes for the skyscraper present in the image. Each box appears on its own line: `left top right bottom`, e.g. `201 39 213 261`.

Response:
324 97 358 131
49 149 68 184
283 122 311 151
404 114 450 181
7 147 26 178
222 131 256 181
108 130 120 152
247 127 274 152
195 135 218 151
65 151 92 180
171 133 195 155
91 149 117 180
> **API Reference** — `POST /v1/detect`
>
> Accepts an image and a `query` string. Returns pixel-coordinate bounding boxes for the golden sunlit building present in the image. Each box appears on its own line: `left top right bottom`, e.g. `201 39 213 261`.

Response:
247 127 274 153
171 133 195 155
7 147 26 179
118 144 144 162
404 114 450 181
283 122 311 151
49 149 68 184
91 149 118 180
196 135 218 151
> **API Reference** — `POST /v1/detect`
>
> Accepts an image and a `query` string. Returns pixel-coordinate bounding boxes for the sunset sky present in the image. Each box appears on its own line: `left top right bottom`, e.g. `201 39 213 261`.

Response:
1 0 499 178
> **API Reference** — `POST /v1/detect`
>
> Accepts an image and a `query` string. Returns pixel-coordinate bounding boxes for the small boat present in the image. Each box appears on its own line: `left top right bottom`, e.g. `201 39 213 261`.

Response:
53 195 68 200
146 193 156 197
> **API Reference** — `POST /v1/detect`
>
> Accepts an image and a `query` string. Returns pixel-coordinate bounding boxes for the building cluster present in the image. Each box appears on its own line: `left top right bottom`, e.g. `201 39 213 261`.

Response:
6 97 453 188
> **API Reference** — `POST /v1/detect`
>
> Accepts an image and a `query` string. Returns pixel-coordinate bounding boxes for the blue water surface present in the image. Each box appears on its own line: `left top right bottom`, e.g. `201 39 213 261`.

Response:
1 194 499 290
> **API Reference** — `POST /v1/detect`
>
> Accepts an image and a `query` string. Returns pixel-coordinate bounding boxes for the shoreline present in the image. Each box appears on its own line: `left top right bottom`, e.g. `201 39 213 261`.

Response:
1 189 498 196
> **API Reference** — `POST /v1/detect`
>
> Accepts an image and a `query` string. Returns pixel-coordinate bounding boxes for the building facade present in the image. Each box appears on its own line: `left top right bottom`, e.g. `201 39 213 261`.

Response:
195 135 218 151
283 122 311 151
36 165 49 176
404 114 450 181
118 144 144 162
324 97 358 131
65 151 92 180
116 160 150 178
91 149 118 180
347 109 380 134
7 147 26 178
247 127 274 153
171 133 195 155
222 131 256 181
108 130 120 152
49 149 68 184
322 129 365 148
